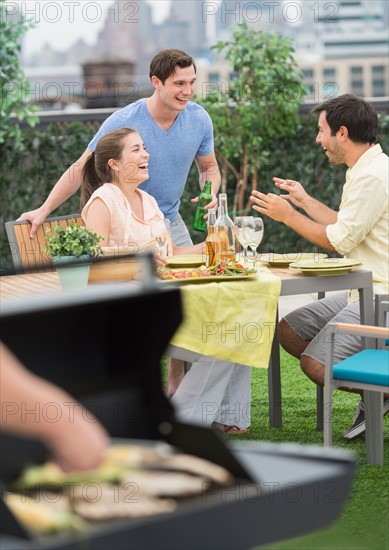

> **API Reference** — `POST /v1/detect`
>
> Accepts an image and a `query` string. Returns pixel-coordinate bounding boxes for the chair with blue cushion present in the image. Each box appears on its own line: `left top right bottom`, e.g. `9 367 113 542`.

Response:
323 300 389 466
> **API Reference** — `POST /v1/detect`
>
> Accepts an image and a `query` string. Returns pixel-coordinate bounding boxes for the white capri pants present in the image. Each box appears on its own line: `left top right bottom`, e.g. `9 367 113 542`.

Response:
171 357 251 429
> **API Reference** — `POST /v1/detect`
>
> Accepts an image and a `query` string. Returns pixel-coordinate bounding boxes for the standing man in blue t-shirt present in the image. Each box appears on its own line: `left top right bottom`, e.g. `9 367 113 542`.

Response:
19 48 221 397
19 49 220 246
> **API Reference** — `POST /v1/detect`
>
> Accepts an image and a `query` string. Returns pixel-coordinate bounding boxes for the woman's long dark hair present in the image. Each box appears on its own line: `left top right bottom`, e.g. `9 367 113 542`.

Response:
81 128 137 208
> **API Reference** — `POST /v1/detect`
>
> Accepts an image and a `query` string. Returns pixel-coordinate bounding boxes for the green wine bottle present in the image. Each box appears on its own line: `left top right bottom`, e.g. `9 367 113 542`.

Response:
193 180 213 232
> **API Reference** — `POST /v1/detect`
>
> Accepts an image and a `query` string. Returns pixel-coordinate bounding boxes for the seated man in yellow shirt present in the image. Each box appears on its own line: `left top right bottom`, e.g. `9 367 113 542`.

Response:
250 94 389 439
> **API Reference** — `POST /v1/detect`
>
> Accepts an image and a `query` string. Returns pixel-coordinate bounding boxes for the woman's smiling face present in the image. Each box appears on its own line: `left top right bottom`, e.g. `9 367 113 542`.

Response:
110 132 150 186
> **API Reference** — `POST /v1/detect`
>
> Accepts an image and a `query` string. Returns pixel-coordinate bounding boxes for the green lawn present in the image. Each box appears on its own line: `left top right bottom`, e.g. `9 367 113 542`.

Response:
163 351 389 550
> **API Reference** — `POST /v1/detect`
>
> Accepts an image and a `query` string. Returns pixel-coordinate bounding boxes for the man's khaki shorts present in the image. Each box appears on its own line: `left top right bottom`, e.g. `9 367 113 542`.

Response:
282 292 362 366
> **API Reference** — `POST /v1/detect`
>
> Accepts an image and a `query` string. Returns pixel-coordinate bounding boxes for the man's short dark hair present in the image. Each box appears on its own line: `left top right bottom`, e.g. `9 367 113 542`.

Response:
312 94 378 144
149 49 196 84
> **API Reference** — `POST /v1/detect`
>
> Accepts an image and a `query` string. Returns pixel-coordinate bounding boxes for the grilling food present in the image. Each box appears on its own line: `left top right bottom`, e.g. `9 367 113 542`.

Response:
15 460 126 488
4 493 85 534
73 487 177 521
119 471 208 497
8 443 234 531
160 453 233 485
16 445 233 488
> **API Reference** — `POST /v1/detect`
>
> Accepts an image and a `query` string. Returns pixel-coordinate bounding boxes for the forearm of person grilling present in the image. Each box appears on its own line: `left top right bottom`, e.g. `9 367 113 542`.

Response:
17 147 92 238
0 342 109 472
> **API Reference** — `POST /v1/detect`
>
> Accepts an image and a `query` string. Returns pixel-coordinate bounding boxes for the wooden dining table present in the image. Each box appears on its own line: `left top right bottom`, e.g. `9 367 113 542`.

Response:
0 265 374 429
0 271 61 300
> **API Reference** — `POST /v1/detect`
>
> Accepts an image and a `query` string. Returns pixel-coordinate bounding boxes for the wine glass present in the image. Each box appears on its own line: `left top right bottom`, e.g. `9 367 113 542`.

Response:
150 218 171 258
233 216 254 263
246 217 264 264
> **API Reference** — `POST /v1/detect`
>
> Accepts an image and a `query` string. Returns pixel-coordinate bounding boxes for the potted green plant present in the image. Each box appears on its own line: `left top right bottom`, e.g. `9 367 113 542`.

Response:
44 223 103 290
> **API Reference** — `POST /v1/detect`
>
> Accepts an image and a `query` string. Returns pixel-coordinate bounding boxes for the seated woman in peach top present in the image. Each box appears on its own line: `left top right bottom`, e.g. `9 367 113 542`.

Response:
80 128 251 435
81 127 203 259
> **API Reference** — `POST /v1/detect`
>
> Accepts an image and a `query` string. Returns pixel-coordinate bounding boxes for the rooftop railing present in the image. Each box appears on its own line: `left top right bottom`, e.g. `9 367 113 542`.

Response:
11 97 389 133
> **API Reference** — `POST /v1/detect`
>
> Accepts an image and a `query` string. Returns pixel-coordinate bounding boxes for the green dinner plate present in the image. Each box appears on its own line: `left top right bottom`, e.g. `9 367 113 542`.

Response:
258 252 328 266
289 258 362 270
289 266 355 276
289 258 362 276
165 254 205 267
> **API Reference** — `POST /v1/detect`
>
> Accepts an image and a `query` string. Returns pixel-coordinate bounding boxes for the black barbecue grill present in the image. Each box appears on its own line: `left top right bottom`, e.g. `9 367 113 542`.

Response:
0 268 356 550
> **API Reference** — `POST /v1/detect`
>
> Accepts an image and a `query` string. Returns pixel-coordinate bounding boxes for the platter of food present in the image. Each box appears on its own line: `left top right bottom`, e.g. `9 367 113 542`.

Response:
157 261 257 283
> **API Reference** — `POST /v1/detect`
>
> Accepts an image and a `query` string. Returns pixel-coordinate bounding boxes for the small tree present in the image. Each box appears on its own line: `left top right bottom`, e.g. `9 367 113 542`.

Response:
0 0 38 146
199 22 307 215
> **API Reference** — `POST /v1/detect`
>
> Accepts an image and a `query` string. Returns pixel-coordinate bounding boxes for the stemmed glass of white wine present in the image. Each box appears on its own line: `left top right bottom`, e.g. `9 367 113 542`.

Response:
233 216 254 263
246 217 264 264
150 218 171 258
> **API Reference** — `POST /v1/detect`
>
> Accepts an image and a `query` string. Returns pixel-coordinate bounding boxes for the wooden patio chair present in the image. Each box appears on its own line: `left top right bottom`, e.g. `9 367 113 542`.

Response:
5 214 83 273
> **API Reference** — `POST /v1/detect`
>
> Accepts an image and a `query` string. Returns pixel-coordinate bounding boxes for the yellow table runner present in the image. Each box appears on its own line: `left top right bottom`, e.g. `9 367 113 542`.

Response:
169 269 281 369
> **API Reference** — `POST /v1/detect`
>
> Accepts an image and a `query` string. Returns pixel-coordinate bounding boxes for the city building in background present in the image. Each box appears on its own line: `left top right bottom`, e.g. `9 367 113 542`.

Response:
82 60 137 108
199 0 389 103
214 0 286 37
294 0 389 100
17 0 389 110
